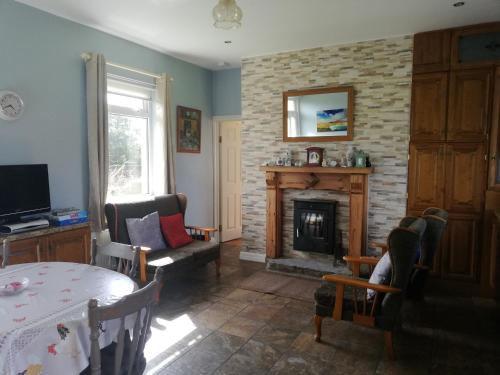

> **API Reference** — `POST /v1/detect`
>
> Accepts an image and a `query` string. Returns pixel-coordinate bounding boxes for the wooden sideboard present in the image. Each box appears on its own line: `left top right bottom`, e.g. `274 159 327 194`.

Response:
1 224 91 265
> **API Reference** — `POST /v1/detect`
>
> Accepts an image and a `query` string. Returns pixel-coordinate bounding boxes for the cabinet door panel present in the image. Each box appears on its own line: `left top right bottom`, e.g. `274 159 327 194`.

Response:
408 144 445 211
445 143 486 213
447 69 492 141
7 238 48 265
410 73 448 141
413 30 451 73
48 228 90 263
488 67 500 188
441 216 479 282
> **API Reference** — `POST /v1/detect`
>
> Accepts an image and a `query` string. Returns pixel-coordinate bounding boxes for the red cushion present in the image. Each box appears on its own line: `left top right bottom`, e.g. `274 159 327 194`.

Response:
160 213 193 249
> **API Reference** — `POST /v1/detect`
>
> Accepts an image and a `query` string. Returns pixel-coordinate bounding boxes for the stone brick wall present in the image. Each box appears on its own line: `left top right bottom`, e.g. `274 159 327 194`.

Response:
241 36 413 257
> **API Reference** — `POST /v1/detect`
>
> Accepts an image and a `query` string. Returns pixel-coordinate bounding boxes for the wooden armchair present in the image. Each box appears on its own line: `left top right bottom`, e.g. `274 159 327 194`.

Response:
350 208 448 298
314 218 426 360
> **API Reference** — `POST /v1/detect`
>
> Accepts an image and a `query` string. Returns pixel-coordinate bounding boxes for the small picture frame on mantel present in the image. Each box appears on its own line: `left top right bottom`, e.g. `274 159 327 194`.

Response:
306 147 324 166
177 106 201 153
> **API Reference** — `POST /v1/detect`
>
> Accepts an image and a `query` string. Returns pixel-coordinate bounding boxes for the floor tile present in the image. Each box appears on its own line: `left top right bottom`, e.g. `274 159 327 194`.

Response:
219 315 265 339
214 339 281 374
237 302 283 321
193 302 242 330
252 324 299 353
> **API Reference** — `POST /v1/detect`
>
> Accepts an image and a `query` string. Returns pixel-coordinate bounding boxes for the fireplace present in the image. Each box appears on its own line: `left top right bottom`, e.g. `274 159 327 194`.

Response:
261 166 372 259
293 199 338 257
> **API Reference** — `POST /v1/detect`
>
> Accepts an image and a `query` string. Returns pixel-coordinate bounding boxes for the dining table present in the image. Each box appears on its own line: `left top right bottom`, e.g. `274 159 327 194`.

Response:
0 262 137 375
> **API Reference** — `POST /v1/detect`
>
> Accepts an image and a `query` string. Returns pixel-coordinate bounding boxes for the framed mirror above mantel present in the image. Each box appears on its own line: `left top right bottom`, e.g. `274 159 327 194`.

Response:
283 86 354 142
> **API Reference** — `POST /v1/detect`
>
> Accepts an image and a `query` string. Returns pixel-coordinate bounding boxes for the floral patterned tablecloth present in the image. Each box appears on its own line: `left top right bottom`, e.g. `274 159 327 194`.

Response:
0 262 136 375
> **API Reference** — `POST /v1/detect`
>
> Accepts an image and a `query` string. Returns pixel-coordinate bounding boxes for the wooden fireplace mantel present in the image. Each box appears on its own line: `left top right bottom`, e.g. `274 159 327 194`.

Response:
260 166 373 259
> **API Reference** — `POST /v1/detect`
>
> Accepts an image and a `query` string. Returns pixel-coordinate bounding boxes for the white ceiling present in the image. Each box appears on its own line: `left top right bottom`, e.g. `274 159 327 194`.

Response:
16 0 500 70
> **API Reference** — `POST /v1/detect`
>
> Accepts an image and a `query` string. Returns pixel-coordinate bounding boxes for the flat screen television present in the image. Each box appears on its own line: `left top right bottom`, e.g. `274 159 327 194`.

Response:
0 164 51 223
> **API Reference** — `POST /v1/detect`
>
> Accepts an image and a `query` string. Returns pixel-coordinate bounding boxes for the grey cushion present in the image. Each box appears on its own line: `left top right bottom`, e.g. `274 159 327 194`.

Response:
126 211 167 251
367 252 391 299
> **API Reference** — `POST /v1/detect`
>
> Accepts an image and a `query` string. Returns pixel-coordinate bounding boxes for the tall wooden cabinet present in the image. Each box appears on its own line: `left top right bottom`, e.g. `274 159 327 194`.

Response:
408 22 500 295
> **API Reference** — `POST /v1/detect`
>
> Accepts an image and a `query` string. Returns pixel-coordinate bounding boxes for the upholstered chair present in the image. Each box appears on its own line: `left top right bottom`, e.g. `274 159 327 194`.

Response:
314 217 426 360
406 208 448 299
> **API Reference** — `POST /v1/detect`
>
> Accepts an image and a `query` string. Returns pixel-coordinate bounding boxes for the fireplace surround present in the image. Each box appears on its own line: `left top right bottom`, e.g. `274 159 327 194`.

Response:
260 165 373 259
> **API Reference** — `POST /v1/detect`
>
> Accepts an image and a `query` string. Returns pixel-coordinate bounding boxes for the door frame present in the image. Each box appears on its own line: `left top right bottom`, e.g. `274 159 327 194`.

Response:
213 115 242 244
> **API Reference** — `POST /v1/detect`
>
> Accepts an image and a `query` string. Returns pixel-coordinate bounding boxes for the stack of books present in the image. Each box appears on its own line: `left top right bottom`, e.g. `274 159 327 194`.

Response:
44 208 88 227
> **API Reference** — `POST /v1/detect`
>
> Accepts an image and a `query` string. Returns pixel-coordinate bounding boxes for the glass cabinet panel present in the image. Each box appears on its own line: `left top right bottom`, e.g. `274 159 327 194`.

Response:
458 32 500 64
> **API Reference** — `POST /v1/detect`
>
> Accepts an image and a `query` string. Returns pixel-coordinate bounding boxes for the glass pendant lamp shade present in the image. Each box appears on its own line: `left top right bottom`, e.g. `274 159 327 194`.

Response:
213 0 243 29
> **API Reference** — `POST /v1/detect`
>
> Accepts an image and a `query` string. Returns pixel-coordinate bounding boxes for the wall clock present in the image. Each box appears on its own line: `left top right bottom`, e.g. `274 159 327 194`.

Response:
0 91 24 121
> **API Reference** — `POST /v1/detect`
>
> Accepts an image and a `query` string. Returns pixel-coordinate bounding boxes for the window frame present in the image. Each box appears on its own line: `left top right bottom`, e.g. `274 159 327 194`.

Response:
106 77 155 202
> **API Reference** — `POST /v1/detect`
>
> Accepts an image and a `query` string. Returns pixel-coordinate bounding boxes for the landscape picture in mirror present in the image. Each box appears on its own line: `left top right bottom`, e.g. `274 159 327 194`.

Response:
283 86 354 142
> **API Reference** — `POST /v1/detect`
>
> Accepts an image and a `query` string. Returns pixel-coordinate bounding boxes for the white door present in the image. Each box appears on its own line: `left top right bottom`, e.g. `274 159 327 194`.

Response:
219 120 242 242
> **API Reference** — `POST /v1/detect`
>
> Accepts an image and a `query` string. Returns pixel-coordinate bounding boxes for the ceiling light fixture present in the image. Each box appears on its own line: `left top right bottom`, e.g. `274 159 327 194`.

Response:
453 1 465 7
213 0 243 30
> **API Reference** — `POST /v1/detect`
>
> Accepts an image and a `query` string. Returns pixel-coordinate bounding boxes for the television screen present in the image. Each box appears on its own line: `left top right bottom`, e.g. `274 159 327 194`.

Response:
0 164 51 221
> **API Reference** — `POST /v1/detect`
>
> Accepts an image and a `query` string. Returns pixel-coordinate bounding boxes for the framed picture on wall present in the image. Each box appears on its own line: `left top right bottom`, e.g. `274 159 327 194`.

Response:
177 106 201 153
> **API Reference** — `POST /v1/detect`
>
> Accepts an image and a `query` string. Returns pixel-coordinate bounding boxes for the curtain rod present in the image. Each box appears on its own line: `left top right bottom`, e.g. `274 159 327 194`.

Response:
81 53 173 81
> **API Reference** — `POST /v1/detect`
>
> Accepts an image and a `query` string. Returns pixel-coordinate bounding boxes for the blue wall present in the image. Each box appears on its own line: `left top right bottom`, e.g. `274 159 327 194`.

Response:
212 68 241 116
0 0 214 226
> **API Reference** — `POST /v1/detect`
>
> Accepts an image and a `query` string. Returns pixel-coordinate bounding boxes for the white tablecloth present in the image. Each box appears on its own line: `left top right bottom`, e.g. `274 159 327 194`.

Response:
0 262 136 375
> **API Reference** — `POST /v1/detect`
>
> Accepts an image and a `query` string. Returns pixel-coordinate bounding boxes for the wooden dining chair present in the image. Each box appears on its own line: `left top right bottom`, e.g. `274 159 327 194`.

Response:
1 239 9 268
88 267 163 375
91 235 139 278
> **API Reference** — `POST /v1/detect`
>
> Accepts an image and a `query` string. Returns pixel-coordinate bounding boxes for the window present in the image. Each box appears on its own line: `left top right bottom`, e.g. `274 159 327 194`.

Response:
107 78 154 202
287 97 301 137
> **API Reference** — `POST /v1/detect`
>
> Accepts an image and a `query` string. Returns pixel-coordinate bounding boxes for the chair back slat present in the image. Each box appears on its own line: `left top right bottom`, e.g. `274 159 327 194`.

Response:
88 268 163 375
1 239 9 268
135 306 154 372
114 317 126 375
127 307 144 375
91 238 139 278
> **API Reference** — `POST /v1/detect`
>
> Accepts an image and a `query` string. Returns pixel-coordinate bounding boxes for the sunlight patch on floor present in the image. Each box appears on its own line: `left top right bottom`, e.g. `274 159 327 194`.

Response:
144 314 196 364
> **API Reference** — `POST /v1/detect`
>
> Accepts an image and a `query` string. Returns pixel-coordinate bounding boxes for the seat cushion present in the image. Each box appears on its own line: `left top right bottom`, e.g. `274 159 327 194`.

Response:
126 211 167 251
160 213 193 249
180 239 220 261
367 252 391 299
146 248 193 268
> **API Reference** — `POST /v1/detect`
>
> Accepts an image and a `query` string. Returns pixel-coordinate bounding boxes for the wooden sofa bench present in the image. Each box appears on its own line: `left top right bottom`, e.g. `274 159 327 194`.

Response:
104 194 220 283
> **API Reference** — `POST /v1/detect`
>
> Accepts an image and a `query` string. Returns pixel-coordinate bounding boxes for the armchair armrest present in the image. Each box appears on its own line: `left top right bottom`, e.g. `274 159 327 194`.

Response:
343 256 380 266
185 225 217 241
322 274 402 322
369 241 388 254
343 255 380 277
322 274 402 294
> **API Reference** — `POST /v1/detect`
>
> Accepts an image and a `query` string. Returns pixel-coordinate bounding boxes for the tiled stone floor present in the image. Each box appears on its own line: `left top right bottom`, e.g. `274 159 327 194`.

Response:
143 241 500 375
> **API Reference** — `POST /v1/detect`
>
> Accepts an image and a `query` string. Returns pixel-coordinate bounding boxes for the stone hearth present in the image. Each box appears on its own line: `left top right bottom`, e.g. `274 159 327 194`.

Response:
266 257 351 279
